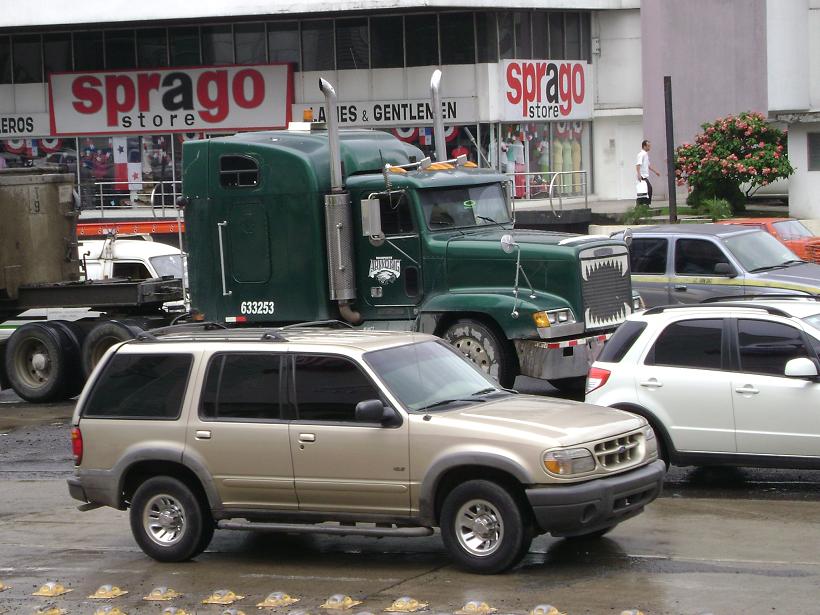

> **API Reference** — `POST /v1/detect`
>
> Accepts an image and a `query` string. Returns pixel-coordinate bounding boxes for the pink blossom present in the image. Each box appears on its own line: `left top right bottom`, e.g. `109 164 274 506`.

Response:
774 152 780 159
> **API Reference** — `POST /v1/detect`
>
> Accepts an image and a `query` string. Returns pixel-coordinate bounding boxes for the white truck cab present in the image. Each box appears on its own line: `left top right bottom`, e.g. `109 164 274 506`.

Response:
79 236 184 282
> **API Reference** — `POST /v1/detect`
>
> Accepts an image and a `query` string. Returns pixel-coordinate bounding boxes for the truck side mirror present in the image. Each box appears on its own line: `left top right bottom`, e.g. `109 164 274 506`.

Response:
784 357 819 380
361 198 385 245
714 262 736 277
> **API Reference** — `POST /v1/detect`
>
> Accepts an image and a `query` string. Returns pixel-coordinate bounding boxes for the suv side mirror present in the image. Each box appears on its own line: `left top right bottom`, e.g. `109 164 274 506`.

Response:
355 399 398 424
784 357 819 380
714 262 736 277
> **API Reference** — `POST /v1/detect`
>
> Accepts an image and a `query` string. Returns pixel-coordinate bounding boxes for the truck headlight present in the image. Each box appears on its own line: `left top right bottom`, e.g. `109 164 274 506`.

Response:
533 308 575 328
543 448 596 475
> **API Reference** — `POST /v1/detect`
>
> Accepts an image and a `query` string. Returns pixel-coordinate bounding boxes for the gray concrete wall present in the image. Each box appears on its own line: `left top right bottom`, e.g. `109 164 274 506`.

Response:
640 0 769 199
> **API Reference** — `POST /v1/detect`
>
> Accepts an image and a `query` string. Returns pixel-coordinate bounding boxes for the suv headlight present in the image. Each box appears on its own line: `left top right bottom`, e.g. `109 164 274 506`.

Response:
533 308 575 328
543 448 596 475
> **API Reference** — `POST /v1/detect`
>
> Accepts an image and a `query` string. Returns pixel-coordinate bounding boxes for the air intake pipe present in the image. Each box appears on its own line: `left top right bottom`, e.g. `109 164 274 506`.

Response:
319 78 361 324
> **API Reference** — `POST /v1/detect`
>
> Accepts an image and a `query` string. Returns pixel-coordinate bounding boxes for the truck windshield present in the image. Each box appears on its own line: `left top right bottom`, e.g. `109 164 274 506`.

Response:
419 183 512 230
365 340 503 412
150 254 184 278
723 230 801 272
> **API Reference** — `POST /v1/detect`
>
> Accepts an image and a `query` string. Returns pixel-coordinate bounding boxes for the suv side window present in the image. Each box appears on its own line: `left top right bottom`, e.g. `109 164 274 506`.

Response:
201 353 283 420
675 239 730 276
646 318 723 369
598 320 648 363
630 238 668 274
737 319 812 376
291 354 380 422
83 353 192 419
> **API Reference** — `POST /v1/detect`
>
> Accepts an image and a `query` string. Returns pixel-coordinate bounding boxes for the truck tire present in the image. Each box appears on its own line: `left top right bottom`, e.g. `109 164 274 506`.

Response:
129 476 213 562
439 479 532 574
443 319 517 388
44 321 85 398
81 320 142 378
4 323 72 403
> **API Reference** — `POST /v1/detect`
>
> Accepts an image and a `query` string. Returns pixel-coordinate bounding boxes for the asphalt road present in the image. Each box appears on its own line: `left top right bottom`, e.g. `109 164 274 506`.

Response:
1 386 819 614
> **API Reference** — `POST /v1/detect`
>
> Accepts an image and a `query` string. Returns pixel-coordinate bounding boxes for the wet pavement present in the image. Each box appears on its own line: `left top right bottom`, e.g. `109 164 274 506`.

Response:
1 391 819 614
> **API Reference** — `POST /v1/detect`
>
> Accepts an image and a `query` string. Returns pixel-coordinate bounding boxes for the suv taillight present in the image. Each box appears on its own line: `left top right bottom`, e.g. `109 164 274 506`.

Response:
71 427 83 465
585 366 611 394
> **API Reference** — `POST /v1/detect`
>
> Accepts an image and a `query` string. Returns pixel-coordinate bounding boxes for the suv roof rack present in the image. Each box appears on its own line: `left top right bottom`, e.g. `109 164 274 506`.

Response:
643 303 791 317
281 320 354 329
701 294 820 303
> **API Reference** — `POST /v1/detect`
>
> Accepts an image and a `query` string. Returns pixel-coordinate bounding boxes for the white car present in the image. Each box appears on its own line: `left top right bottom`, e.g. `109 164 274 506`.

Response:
585 297 820 469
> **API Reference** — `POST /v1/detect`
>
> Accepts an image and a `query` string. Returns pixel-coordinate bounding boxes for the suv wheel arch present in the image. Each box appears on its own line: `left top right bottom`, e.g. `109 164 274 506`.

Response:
121 460 215 513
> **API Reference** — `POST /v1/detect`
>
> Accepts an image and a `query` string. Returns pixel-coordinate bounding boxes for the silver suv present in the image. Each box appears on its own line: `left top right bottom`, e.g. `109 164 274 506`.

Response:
67 325 665 574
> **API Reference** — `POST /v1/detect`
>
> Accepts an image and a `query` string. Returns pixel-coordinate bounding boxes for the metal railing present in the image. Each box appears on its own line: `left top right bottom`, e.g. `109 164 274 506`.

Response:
83 180 182 218
505 170 588 218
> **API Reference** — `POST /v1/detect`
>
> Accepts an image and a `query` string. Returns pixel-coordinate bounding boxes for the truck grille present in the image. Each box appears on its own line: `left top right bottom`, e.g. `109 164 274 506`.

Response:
594 433 641 469
579 247 632 330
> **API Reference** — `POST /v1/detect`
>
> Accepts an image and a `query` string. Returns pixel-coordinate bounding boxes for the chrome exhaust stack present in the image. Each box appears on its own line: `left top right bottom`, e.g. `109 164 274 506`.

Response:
319 78 360 323
430 70 447 163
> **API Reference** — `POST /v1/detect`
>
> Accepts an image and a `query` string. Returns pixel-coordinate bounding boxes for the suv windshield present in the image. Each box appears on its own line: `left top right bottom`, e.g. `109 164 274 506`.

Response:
723 230 800 272
419 183 512 230
365 340 504 411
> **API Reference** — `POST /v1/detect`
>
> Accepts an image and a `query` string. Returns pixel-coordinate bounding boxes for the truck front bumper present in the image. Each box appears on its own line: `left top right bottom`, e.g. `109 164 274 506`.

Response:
526 459 665 536
514 334 609 380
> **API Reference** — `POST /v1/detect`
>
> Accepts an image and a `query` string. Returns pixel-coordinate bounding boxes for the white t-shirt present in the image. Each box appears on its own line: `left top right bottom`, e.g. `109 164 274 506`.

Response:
636 149 649 178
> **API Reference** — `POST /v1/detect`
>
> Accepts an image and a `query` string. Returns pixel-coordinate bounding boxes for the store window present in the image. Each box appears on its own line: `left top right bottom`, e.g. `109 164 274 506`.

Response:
532 13 548 58
405 14 438 67
514 12 532 58
0 37 10 84
74 31 104 71
475 13 498 63
169 27 201 66
549 13 565 59
105 30 136 70
498 13 514 60
336 18 369 70
268 22 299 67
235 23 266 64
371 16 403 68
440 12 475 65
13 35 42 83
580 13 592 62
202 25 234 65
44 33 71 76
137 29 168 68
302 20 334 71
565 13 581 60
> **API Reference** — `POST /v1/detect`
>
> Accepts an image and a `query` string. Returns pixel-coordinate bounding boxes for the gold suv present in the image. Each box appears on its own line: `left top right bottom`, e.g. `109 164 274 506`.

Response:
67 325 665 574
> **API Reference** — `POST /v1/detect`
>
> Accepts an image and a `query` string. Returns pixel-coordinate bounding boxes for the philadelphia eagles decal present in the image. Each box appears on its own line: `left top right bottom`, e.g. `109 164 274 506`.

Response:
369 256 401 285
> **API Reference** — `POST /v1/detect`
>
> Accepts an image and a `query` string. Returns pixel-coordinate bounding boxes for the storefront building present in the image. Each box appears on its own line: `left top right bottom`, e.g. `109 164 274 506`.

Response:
0 1 647 213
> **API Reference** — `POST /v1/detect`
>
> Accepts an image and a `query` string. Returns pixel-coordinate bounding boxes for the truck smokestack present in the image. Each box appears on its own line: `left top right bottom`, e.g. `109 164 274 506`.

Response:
429 70 447 163
319 78 344 191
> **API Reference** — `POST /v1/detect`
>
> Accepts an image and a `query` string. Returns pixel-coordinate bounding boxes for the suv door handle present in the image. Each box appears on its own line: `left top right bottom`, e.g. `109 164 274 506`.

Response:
195 430 212 440
298 433 316 443
673 284 688 291
735 385 759 395
639 379 663 388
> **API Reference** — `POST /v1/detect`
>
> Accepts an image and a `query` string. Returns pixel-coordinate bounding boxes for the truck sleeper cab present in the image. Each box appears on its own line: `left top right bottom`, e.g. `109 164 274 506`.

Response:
183 128 638 388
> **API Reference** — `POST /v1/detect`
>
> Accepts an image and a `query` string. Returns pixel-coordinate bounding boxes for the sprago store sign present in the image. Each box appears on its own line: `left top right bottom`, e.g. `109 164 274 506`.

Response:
48 64 293 135
501 59 592 122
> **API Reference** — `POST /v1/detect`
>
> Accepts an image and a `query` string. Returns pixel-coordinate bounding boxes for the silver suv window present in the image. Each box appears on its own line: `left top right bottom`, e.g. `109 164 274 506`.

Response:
201 353 283 421
645 319 724 370
291 354 380 422
83 353 192 419
737 319 813 376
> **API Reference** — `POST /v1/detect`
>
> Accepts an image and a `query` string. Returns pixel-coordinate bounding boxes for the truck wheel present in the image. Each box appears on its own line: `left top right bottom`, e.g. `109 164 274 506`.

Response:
439 479 532 574
129 476 212 562
81 320 142 378
443 319 517 388
44 321 85 398
4 323 71 403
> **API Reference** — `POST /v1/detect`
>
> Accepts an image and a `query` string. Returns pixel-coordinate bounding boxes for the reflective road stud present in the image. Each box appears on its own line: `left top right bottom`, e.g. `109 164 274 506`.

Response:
32 582 72 597
257 591 300 609
455 602 497 615
143 586 183 601
321 595 362 610
385 597 429 612
89 584 129 599
530 606 565 615
202 589 244 605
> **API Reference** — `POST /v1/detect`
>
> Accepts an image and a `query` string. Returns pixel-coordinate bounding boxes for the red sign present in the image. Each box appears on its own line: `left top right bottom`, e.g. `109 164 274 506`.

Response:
501 60 591 121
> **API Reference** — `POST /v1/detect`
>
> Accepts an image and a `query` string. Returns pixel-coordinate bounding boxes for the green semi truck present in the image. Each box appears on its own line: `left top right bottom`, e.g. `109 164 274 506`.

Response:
181 76 639 390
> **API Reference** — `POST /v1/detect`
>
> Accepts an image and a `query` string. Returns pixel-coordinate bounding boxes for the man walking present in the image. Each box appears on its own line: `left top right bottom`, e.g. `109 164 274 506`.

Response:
636 139 661 204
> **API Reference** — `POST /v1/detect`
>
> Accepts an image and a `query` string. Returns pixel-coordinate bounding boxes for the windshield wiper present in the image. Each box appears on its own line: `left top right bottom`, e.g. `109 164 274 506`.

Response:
470 387 498 396
476 215 499 225
750 260 806 273
417 397 488 412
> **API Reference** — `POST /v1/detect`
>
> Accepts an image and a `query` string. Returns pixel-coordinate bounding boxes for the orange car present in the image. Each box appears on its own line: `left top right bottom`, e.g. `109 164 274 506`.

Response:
720 218 820 263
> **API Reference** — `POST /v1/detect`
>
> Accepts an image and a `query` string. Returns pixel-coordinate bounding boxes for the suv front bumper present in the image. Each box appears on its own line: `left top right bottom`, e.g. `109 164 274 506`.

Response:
526 459 665 536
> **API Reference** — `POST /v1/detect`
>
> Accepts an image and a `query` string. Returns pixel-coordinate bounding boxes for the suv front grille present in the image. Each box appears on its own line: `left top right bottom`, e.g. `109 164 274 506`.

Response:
594 433 641 469
580 249 632 330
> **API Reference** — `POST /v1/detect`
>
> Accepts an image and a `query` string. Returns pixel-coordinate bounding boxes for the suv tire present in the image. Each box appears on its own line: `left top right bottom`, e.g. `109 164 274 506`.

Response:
129 476 212 562
439 479 531 574
443 319 517 388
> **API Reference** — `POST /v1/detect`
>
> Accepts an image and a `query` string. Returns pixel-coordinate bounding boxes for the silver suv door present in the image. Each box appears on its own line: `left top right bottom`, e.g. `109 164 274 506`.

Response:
184 352 297 509
286 353 410 516
671 238 744 304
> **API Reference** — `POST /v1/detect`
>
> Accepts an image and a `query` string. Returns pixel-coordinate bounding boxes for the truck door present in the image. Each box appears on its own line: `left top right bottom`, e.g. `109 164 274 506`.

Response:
210 154 275 320
357 192 423 311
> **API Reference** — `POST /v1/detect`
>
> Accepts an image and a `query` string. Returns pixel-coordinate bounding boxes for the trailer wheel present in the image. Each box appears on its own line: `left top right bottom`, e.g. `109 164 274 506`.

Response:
81 320 143 378
443 319 517 388
5 323 71 402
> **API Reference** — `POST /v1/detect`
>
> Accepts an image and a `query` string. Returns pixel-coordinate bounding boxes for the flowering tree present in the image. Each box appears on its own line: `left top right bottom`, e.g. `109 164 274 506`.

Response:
674 111 793 212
